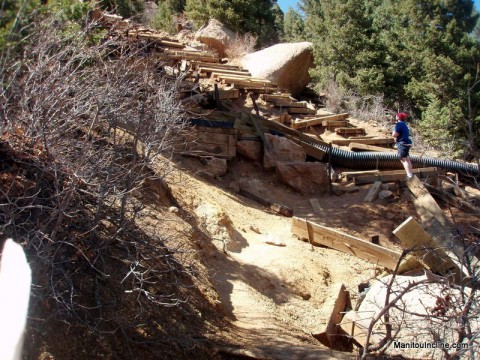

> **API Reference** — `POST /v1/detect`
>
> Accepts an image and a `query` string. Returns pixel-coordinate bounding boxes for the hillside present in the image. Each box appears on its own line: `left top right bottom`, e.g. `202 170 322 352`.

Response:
1 10 480 360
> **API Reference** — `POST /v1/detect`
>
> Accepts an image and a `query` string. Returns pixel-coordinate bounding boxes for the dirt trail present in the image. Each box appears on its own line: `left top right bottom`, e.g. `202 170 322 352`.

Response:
164 157 378 358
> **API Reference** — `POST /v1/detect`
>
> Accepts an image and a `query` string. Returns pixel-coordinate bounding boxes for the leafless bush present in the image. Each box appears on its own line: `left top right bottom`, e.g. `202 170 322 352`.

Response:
359 243 480 359
0 13 204 353
225 33 257 62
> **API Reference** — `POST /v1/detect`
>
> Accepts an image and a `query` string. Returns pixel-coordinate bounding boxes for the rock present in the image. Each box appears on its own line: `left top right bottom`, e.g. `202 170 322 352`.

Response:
263 133 305 171
276 162 329 194
378 190 394 200
236 139 262 161
194 19 237 57
228 181 240 193
241 42 314 96
205 157 227 177
168 206 179 214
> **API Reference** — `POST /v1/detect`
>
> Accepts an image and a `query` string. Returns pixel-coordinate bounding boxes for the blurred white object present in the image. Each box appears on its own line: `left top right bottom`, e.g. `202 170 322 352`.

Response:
0 239 32 360
263 234 286 247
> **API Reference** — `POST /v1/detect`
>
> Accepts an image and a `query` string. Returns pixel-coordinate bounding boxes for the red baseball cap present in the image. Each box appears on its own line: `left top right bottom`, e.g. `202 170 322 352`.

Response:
396 112 408 121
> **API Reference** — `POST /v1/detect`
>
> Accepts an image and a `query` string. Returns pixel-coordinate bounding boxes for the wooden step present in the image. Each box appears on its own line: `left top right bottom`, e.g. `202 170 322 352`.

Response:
335 127 366 136
203 68 252 77
353 167 439 185
191 61 246 71
349 142 395 152
288 107 317 115
291 217 402 270
322 120 350 128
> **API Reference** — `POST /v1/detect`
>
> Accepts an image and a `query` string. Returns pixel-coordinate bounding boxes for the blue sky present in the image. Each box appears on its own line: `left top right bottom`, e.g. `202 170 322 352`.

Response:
277 0 480 13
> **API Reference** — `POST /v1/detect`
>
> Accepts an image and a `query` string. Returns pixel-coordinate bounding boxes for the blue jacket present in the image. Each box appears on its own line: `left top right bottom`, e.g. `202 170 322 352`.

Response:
394 121 412 144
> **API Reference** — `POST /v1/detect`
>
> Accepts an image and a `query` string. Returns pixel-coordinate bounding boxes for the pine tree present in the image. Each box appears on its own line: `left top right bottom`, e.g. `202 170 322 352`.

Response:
283 7 305 42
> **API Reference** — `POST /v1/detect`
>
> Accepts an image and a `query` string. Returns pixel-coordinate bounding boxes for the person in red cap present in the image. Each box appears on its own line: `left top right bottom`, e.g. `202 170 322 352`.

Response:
392 112 413 179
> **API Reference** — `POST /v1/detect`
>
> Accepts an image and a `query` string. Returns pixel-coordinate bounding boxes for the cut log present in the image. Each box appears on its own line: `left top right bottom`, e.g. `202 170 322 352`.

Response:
353 167 438 185
349 142 395 152
330 138 394 146
393 217 462 282
364 181 382 202
291 217 401 269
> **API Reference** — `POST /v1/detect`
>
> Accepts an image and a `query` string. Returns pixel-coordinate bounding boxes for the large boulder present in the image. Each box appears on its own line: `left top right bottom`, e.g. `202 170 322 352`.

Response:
194 19 236 57
276 162 329 194
241 42 314 96
263 133 306 170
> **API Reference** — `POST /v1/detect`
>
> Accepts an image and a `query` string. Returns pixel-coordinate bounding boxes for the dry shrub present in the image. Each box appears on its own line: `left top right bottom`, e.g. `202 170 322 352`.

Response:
225 32 257 62
0 14 219 359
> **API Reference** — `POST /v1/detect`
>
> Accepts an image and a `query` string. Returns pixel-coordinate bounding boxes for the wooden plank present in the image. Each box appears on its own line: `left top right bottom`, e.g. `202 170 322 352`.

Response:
341 170 380 181
240 188 293 217
291 217 401 269
288 107 317 115
309 198 326 217
393 217 462 282
331 138 393 146
200 67 251 77
406 176 465 261
273 100 307 108
313 283 349 347
191 62 245 71
349 142 395 152
335 127 366 136
354 167 438 185
261 93 294 102
364 181 382 202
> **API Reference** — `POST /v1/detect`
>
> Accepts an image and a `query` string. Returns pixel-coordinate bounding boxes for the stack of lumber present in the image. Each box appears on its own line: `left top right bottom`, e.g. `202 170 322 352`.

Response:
331 137 394 146
261 94 317 115
127 30 186 48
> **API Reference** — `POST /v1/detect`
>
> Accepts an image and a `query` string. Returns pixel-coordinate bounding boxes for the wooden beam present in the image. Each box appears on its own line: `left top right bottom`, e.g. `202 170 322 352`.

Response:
313 283 349 347
364 181 382 202
261 93 295 102
240 188 293 217
406 176 465 261
322 120 350 128
353 167 438 185
426 183 480 214
349 142 395 152
393 216 461 282
291 217 401 269
200 67 251 77
319 113 349 124
272 100 307 108
207 88 239 100
340 170 380 181
335 127 366 136
288 107 317 115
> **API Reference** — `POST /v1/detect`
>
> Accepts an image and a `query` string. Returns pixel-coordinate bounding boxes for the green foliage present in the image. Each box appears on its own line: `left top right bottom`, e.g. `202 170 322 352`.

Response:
283 7 305 42
166 0 186 14
303 0 385 95
149 2 176 33
185 0 281 47
0 0 39 50
302 0 480 155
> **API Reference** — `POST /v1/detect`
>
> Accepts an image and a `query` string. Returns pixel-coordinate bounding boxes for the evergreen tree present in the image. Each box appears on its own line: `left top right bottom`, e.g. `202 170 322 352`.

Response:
302 0 385 95
185 0 281 46
283 7 305 42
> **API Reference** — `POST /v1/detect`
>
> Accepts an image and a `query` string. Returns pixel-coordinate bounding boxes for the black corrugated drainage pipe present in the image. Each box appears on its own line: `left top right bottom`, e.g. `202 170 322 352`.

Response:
317 144 480 177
